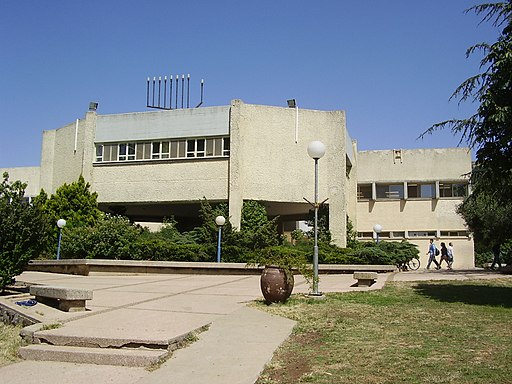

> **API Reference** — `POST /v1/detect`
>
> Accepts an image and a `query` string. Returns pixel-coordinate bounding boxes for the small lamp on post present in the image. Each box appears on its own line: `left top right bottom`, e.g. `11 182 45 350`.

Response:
215 215 226 263
307 140 326 296
373 224 382 244
56 219 67 260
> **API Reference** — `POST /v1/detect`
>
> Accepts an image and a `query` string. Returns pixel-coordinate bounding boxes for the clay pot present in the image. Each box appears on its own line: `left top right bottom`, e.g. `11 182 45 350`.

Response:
260 265 294 304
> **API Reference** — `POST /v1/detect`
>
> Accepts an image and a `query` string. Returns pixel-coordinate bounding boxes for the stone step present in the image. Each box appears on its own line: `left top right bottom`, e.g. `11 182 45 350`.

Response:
33 330 183 349
19 344 168 367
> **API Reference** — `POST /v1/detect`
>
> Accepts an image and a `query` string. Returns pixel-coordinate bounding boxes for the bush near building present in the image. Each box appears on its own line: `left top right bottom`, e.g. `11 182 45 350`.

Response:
0 173 49 291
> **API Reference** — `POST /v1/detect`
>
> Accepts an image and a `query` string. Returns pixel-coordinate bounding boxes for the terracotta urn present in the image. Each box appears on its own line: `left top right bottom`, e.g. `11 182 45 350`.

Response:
260 265 294 304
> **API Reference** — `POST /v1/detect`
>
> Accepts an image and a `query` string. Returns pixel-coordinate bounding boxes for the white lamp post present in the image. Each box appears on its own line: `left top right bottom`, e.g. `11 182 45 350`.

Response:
307 141 326 296
215 215 226 263
373 224 382 244
56 219 67 260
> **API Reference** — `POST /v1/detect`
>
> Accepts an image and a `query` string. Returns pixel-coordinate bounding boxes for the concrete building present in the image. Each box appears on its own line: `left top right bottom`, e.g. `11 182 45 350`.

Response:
1 100 474 267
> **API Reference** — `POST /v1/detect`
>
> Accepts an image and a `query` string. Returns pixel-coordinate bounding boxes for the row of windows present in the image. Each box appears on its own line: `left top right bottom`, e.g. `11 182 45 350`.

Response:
357 230 470 239
95 137 230 163
357 182 468 200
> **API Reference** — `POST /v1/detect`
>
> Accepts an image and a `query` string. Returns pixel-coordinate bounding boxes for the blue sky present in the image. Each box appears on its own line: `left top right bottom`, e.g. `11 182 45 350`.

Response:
0 1 499 167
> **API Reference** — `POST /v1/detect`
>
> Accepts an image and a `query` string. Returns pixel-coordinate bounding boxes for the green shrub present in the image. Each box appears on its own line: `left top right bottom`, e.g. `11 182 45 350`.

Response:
0 173 50 291
61 215 142 260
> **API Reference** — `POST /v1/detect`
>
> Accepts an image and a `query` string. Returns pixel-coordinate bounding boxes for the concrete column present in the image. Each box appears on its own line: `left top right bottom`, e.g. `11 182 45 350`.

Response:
227 100 244 230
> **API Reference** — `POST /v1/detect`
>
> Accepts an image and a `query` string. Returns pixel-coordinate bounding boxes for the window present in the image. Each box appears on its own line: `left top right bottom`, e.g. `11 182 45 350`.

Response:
376 183 404 199
196 139 205 157
357 184 372 200
357 232 373 238
161 141 170 159
407 183 435 199
223 138 230 156
440 230 470 237
408 231 436 238
95 136 229 163
439 183 467 198
136 142 151 160
96 145 103 162
187 140 196 157
152 142 161 159
118 143 135 161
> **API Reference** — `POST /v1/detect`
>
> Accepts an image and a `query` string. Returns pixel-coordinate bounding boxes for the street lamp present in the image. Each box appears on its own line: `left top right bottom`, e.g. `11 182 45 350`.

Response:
56 219 67 260
308 141 326 296
373 224 382 244
215 215 226 263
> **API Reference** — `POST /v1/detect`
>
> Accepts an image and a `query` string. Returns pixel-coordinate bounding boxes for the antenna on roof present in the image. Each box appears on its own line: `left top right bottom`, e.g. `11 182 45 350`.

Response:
146 74 204 110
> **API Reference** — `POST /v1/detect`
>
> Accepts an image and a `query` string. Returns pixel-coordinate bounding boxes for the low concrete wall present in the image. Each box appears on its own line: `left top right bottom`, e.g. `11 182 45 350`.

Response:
26 260 397 276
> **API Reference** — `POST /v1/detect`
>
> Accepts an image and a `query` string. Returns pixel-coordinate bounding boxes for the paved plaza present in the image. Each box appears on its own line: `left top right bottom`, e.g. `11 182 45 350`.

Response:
0 268 509 384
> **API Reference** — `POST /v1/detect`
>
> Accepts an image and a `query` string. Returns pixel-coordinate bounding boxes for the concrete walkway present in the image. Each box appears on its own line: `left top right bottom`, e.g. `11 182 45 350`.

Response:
0 268 508 384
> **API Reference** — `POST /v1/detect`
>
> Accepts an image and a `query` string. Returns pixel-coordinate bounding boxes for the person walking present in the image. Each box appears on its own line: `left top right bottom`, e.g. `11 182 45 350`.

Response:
447 242 454 269
426 239 441 270
439 242 452 270
491 244 501 270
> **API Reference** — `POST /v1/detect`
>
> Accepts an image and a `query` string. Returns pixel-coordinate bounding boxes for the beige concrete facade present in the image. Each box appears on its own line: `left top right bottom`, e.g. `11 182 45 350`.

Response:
356 148 474 268
0 102 474 264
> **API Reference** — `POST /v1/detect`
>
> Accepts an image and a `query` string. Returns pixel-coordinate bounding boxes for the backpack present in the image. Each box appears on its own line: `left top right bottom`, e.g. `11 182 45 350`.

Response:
435 247 440 256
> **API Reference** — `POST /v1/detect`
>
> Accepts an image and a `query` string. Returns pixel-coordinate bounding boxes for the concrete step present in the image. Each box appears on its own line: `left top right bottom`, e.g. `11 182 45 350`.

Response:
33 330 180 349
19 344 168 367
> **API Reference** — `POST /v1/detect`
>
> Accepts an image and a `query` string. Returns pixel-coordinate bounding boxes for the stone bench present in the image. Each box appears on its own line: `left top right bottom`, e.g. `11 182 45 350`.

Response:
353 271 378 287
29 285 93 312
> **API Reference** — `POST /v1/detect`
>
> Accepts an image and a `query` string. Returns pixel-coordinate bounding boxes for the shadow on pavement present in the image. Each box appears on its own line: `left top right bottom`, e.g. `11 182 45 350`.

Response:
413 283 512 308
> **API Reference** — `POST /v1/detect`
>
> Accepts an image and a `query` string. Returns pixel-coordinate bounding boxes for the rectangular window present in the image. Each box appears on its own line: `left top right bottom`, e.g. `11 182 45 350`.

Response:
357 232 374 238
187 140 196 157
143 143 151 159
357 184 372 200
152 142 161 159
136 143 144 160
127 143 135 160
178 140 186 157
439 183 468 198
196 139 205 157
103 145 112 161
161 141 170 159
170 141 178 158
94 136 229 163
440 230 469 237
376 183 404 199
118 143 127 161
111 145 118 161
206 139 214 156
223 138 230 156
408 183 435 199
408 231 436 238
96 145 103 162
214 138 223 156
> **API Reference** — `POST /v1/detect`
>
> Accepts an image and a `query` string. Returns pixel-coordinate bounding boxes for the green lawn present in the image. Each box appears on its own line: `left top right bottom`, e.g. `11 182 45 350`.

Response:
256 278 512 384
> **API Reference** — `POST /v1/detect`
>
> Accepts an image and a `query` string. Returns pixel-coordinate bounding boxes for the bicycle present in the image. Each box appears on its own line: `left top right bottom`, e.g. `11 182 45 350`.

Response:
397 257 420 271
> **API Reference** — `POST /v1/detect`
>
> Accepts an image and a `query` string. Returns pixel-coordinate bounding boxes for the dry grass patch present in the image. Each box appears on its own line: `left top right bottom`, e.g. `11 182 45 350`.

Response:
255 279 512 384
0 322 23 367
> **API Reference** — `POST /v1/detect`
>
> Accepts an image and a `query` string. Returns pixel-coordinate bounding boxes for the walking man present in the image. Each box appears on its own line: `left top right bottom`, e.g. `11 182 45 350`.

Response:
447 242 454 270
426 239 441 270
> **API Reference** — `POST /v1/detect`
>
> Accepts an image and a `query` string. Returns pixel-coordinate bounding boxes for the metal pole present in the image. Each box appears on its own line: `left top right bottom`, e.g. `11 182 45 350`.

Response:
56 228 63 260
313 158 319 295
216 226 222 263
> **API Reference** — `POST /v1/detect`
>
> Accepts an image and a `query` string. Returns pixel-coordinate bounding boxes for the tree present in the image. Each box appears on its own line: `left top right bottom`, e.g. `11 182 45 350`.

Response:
421 1 512 203
239 200 280 250
0 173 50 291
456 182 512 249
41 175 103 228
37 175 103 254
